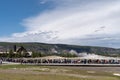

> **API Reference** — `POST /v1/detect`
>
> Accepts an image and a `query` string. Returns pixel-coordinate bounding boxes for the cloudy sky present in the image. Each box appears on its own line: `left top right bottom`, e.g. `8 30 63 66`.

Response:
0 0 120 48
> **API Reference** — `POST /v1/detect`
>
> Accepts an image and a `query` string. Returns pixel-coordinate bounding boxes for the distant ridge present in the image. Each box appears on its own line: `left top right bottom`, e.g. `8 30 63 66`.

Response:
0 42 120 57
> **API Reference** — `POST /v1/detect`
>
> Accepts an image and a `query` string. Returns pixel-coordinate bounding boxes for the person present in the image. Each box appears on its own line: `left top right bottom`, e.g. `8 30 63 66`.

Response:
0 59 2 64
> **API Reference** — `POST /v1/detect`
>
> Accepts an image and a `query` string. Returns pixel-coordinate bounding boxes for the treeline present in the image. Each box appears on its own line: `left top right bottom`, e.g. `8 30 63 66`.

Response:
0 50 29 58
31 51 77 58
0 50 78 58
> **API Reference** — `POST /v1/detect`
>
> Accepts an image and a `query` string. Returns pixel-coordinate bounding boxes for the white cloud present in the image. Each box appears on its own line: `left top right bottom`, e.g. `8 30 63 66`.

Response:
40 0 47 4
1 0 120 48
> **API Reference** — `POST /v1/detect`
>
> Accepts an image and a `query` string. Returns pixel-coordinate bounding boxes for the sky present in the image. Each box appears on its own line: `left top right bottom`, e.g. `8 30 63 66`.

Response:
0 0 120 48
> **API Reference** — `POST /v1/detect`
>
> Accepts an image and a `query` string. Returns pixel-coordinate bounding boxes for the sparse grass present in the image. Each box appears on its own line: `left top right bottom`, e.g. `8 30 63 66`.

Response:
0 73 81 80
0 72 119 80
0 64 120 80
0 64 30 69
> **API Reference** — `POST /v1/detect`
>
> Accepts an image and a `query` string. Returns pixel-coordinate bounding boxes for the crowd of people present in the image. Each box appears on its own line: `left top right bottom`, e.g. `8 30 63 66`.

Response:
1 57 120 64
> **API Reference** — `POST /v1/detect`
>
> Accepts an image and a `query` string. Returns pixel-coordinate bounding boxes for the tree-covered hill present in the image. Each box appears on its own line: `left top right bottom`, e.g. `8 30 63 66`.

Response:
0 42 120 57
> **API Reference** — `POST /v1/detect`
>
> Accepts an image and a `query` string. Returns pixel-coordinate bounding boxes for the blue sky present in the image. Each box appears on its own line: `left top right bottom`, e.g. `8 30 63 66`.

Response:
0 0 120 48
0 0 53 36
0 0 36 36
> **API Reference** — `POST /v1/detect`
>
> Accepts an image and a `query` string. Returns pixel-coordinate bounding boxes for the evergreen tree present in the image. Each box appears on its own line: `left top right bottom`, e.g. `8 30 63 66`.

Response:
8 49 13 58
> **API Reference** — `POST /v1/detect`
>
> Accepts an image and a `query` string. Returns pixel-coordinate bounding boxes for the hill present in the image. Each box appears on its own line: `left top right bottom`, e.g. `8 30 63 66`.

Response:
0 42 120 57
